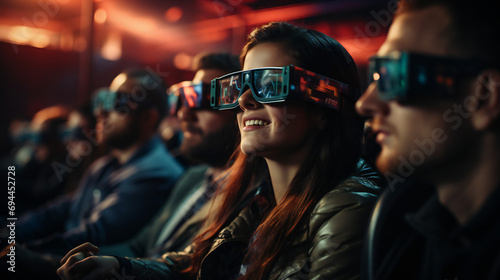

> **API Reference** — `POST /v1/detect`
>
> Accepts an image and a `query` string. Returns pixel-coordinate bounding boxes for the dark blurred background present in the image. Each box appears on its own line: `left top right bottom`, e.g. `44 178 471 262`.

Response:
0 0 393 157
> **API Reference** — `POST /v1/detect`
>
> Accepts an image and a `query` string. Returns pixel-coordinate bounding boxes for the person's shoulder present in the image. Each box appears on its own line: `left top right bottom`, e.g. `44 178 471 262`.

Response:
168 165 210 196
139 136 179 165
309 162 382 233
312 182 379 218
132 137 184 176
314 163 382 214
307 186 380 248
86 154 114 174
308 187 379 243
182 165 210 178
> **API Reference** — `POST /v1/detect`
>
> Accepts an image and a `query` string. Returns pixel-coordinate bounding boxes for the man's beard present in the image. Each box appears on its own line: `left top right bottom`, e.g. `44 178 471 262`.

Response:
103 120 141 150
181 122 238 167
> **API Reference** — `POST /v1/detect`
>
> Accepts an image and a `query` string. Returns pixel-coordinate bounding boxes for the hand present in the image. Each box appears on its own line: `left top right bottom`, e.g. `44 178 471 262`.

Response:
60 242 100 266
57 242 119 280
0 243 13 258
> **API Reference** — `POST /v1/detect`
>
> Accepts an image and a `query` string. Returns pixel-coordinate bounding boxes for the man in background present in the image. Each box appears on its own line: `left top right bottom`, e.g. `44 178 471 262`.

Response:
15 69 184 255
56 52 242 280
99 52 240 258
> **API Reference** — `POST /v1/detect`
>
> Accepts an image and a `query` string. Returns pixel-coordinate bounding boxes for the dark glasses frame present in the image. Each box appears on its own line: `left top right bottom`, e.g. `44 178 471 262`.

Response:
369 51 495 101
92 89 152 115
167 81 212 115
210 65 348 110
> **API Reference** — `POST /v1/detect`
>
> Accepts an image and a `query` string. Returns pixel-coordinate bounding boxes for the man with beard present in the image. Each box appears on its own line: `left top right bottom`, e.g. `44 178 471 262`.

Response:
356 1 500 279
91 52 240 258
54 53 243 280
14 69 184 257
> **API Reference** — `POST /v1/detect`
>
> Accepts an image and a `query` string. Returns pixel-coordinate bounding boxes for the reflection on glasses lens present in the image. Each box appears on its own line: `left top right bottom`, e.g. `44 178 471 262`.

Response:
254 70 282 98
218 74 241 106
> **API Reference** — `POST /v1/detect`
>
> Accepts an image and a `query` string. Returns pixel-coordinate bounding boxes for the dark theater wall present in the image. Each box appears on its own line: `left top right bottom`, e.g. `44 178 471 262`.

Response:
0 0 393 157
0 43 77 155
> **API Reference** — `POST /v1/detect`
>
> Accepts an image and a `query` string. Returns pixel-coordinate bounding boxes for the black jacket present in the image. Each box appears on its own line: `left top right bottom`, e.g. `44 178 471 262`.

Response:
362 180 500 280
120 160 382 280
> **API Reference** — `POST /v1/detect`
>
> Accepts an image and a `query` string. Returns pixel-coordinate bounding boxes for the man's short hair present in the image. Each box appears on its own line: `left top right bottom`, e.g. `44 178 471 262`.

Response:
398 0 500 63
121 68 169 125
192 52 240 73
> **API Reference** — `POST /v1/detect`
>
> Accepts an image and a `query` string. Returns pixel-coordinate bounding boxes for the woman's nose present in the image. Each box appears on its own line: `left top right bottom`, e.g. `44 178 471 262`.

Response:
238 88 260 110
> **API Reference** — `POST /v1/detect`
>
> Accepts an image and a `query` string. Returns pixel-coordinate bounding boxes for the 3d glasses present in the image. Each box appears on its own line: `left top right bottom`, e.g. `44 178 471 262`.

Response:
60 127 87 142
10 128 41 144
92 88 149 114
167 81 211 115
369 51 491 101
210 65 348 110
11 127 84 144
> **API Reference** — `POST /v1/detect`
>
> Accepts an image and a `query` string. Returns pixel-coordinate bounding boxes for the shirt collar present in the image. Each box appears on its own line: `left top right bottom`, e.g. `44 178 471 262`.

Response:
122 134 162 165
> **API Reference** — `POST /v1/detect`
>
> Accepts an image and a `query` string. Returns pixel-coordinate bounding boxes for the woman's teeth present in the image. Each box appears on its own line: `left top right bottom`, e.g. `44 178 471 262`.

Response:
245 120 269 127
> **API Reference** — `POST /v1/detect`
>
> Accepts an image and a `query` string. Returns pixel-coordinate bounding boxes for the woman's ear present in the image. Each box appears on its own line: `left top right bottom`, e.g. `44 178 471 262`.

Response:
309 108 328 131
470 70 500 131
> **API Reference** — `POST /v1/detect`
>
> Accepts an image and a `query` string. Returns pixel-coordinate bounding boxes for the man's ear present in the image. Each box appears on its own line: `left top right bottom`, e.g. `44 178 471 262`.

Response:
140 108 160 131
470 69 500 131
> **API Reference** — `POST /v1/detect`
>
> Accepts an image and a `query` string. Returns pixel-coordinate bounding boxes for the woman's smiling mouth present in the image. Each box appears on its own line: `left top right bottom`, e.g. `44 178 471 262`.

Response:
244 119 270 127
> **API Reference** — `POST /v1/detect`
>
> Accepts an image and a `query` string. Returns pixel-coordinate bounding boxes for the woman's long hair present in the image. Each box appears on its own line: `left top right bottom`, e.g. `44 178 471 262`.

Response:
184 22 364 279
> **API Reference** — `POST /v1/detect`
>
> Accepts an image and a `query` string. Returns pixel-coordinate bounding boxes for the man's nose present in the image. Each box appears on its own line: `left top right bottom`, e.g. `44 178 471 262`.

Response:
177 106 197 121
94 108 110 119
356 83 388 117
238 88 260 111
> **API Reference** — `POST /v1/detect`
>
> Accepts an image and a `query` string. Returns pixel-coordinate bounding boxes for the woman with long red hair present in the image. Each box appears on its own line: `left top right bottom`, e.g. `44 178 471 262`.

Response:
57 22 381 280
